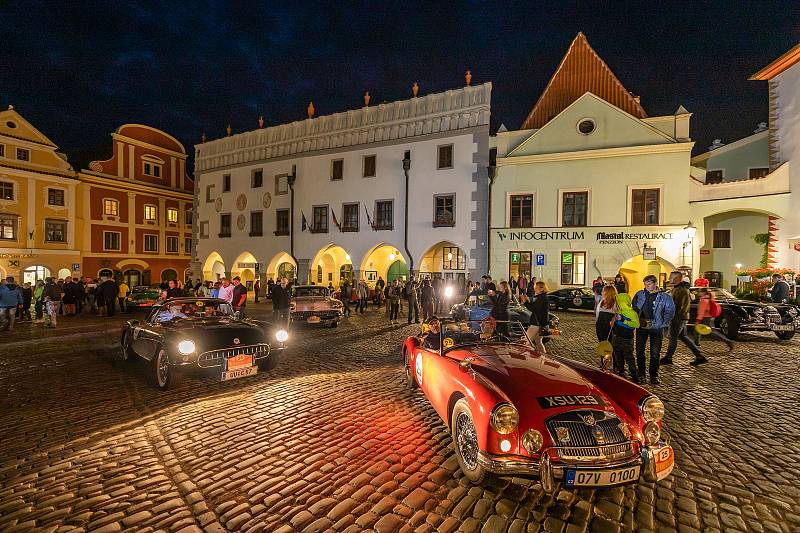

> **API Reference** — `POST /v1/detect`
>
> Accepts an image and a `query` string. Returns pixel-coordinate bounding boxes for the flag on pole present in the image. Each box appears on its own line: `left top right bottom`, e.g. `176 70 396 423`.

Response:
364 204 374 230
301 211 308 232
331 208 341 230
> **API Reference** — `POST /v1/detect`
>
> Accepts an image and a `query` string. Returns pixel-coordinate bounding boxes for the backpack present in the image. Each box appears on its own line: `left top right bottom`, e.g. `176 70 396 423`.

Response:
615 293 639 329
708 299 722 318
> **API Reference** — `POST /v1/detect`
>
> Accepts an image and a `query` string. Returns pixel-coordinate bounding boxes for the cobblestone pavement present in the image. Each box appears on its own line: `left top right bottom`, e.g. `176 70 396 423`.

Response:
1 304 799 532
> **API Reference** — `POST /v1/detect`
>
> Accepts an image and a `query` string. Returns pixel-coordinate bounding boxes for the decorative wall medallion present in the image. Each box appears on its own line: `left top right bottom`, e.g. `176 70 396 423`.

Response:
263 192 272 209
237 214 246 230
236 193 247 211
214 197 223 213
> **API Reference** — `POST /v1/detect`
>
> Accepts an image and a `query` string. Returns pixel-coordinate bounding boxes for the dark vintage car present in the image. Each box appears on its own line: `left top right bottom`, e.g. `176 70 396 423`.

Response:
120 298 289 390
689 287 800 340
126 285 163 309
401 319 675 490
547 287 596 311
450 294 560 340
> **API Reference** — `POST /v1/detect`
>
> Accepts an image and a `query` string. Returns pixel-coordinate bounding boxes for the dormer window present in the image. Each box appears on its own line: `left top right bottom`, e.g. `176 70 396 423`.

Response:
16 148 30 162
141 155 165 178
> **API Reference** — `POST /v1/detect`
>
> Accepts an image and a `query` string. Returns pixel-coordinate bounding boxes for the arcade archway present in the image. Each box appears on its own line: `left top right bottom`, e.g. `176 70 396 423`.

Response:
23 265 51 285
618 255 676 294
202 251 226 282
265 251 296 282
359 243 407 287
312 245 353 287
419 241 468 286
232 251 259 291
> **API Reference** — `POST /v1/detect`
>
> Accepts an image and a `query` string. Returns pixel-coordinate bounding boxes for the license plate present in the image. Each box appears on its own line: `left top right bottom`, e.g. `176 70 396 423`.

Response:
771 324 793 331
565 465 640 487
221 365 257 381
653 444 675 480
307 316 321 323
227 354 253 370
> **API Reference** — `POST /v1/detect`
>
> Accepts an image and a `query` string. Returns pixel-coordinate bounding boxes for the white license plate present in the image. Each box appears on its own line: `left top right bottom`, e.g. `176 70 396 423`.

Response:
221 365 257 381
772 324 794 331
565 465 640 487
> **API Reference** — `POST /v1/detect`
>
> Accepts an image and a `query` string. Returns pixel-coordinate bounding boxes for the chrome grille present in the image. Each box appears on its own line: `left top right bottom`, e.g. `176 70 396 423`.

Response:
557 442 634 463
291 310 340 320
545 410 628 447
763 306 783 324
198 344 270 368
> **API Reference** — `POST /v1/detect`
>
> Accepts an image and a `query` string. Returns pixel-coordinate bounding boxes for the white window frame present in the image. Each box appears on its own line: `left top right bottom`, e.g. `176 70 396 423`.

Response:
103 231 121 251
165 235 179 254
0 180 16 202
144 204 158 222
560 250 587 286
44 219 67 243
103 198 119 217
558 188 591 228
0 213 18 240
506 191 536 228
16 148 30 161
627 184 663 226
437 144 454 170
166 207 178 224
141 155 164 178
143 233 159 252
433 193 456 227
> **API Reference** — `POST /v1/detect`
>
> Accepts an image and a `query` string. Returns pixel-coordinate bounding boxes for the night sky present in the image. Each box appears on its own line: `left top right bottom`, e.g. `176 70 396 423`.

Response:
2 2 799 171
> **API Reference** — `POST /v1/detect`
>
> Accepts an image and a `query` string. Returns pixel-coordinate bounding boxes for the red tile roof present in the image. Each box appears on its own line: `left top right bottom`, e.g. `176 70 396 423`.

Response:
750 42 800 80
520 32 647 130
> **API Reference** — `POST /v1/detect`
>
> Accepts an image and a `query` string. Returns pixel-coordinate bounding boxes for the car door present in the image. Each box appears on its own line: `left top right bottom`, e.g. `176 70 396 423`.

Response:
130 316 164 361
416 332 457 421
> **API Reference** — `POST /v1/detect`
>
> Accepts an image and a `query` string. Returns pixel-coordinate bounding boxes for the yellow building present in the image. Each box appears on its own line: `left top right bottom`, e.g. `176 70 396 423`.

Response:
0 105 83 283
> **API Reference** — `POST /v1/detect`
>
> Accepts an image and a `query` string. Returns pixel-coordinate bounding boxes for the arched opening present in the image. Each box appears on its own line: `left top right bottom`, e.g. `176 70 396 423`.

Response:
23 265 51 285
618 255 676 294
124 269 142 287
266 251 296 282
419 240 467 287
311 245 353 288
57 268 71 279
202 251 226 282
98 268 114 279
161 269 178 282
232 251 259 292
359 243 407 287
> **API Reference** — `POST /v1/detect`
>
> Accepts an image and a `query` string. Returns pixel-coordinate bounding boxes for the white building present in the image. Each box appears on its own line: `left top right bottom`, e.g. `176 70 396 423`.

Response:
490 33 697 294
193 83 491 290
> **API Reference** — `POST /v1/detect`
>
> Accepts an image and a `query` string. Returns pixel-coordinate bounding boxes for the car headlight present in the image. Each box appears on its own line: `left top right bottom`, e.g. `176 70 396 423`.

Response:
275 329 289 343
490 403 519 435
177 339 196 355
522 429 543 454
641 396 665 422
753 307 764 315
289 303 296 311
644 421 661 445
788 307 798 317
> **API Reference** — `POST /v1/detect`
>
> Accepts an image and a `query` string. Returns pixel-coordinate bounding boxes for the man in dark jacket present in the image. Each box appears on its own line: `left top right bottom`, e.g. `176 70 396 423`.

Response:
662 271 705 367
231 276 248 316
98 277 119 317
21 282 33 321
271 277 291 326
406 278 420 324
420 279 435 321
770 274 791 303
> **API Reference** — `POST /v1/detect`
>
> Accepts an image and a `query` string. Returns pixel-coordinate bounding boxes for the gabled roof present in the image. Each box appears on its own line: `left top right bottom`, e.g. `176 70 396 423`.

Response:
750 42 800 80
520 32 647 130
0 106 59 148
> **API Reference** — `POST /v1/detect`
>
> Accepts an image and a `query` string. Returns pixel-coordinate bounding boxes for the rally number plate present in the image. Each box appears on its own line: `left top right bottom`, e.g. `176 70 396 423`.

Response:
221 366 257 381
565 465 640 487
771 324 793 331
307 316 321 324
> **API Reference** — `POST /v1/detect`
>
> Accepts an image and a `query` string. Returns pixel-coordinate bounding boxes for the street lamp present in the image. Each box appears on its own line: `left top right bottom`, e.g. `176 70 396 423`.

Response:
735 263 742 270
684 221 697 240
683 221 697 280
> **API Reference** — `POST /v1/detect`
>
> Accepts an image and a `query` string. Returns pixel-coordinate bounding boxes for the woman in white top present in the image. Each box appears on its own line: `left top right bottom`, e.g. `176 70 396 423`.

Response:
595 285 618 342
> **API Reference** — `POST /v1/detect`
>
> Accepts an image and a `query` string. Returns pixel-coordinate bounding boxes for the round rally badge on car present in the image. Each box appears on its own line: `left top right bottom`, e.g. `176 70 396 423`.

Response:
196 301 204 307
422 323 429 334
415 353 423 385
443 337 455 348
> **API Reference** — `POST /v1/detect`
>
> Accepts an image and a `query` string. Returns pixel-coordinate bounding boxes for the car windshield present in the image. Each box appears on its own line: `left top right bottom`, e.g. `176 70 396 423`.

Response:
579 288 594 296
691 288 736 301
133 286 160 294
418 319 531 351
293 287 329 298
152 299 234 324
465 294 520 307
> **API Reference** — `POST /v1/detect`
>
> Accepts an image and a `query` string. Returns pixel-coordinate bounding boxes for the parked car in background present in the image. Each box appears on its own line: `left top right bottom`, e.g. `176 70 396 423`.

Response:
290 285 344 327
689 287 800 340
126 286 163 310
547 288 596 311
450 294 560 340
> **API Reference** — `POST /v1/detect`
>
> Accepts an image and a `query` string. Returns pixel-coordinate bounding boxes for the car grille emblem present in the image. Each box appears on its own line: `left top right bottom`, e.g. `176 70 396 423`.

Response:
233 338 241 345
556 427 570 443
592 424 606 445
582 414 596 426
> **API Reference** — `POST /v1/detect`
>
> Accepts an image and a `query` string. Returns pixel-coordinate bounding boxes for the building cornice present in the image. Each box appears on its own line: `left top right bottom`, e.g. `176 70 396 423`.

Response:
0 161 76 179
497 142 694 166
110 133 188 159
195 83 492 173
690 130 768 164
78 172 193 199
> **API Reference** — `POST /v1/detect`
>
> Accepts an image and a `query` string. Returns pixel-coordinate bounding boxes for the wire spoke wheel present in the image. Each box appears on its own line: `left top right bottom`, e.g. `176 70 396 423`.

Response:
456 411 479 471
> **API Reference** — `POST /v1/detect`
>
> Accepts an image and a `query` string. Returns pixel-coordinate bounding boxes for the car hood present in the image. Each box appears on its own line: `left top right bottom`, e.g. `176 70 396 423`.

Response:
160 318 268 350
293 296 339 311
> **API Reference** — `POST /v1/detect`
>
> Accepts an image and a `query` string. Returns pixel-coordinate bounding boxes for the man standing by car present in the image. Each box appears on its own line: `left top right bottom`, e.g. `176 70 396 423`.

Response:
770 273 791 303
231 276 248 317
662 271 705 367
117 279 130 313
406 277 420 324
632 275 675 384
217 277 234 304
271 277 290 326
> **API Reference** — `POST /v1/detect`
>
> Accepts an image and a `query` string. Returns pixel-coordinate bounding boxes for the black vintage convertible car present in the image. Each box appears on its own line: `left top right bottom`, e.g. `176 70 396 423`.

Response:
547 287 596 311
449 294 560 340
689 287 800 340
120 298 289 390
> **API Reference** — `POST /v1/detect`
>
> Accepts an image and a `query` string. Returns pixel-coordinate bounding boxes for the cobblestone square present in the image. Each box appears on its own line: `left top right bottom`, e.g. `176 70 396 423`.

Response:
1 304 799 532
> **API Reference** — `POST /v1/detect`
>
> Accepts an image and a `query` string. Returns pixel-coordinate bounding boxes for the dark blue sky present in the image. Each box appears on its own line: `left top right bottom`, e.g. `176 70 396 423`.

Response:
2 1 798 170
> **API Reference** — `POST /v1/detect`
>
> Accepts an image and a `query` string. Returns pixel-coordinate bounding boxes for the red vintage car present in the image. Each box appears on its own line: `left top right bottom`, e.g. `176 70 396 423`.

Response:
401 319 675 490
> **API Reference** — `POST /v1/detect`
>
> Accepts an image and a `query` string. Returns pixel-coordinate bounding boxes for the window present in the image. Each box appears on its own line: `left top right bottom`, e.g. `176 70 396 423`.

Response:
331 159 344 181
252 169 264 188
167 208 178 223
631 189 659 225
184 209 192 226
0 181 13 201
434 194 455 226
166 236 179 253
205 184 215 202
275 209 289 235
219 214 231 237
509 194 533 228
0 214 17 240
144 205 157 221
275 174 288 195
437 144 453 169
143 161 162 177
222 174 231 192
47 188 65 206
562 191 588 227
706 170 724 184
749 167 769 179
250 210 263 236
44 220 66 243
184 237 192 253
16 148 30 161
713 229 731 249
442 246 466 270
104 198 119 216
509 251 532 281
0 144 4 157
103 231 121 251
144 234 159 252
561 251 586 285
577 119 596 135
199 221 209 239
363 155 376 177
342 203 359 232
312 205 329 233
375 200 393 230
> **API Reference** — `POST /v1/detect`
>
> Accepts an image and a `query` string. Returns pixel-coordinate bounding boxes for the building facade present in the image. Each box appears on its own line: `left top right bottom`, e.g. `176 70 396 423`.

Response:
79 124 194 286
193 83 491 290
490 34 696 294
0 106 83 284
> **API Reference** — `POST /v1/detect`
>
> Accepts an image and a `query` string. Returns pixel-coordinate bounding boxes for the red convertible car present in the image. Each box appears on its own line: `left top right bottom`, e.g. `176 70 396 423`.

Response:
401 319 675 490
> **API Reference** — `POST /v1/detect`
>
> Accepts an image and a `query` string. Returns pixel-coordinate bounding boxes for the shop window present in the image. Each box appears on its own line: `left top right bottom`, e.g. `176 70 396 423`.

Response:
144 234 159 252
713 229 731 249
433 194 455 227
0 181 14 201
437 144 453 169
342 203 359 232
44 219 67 242
103 198 118 216
312 205 328 233
275 209 289 235
104 231 121 251
442 247 465 270
631 189 659 225
0 214 17 240
509 194 533 228
166 236 179 253
331 159 344 181
375 200 393 230
167 208 178 223
561 252 586 285
363 155 376 178
562 191 588 227
47 188 65 206
509 251 532 281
